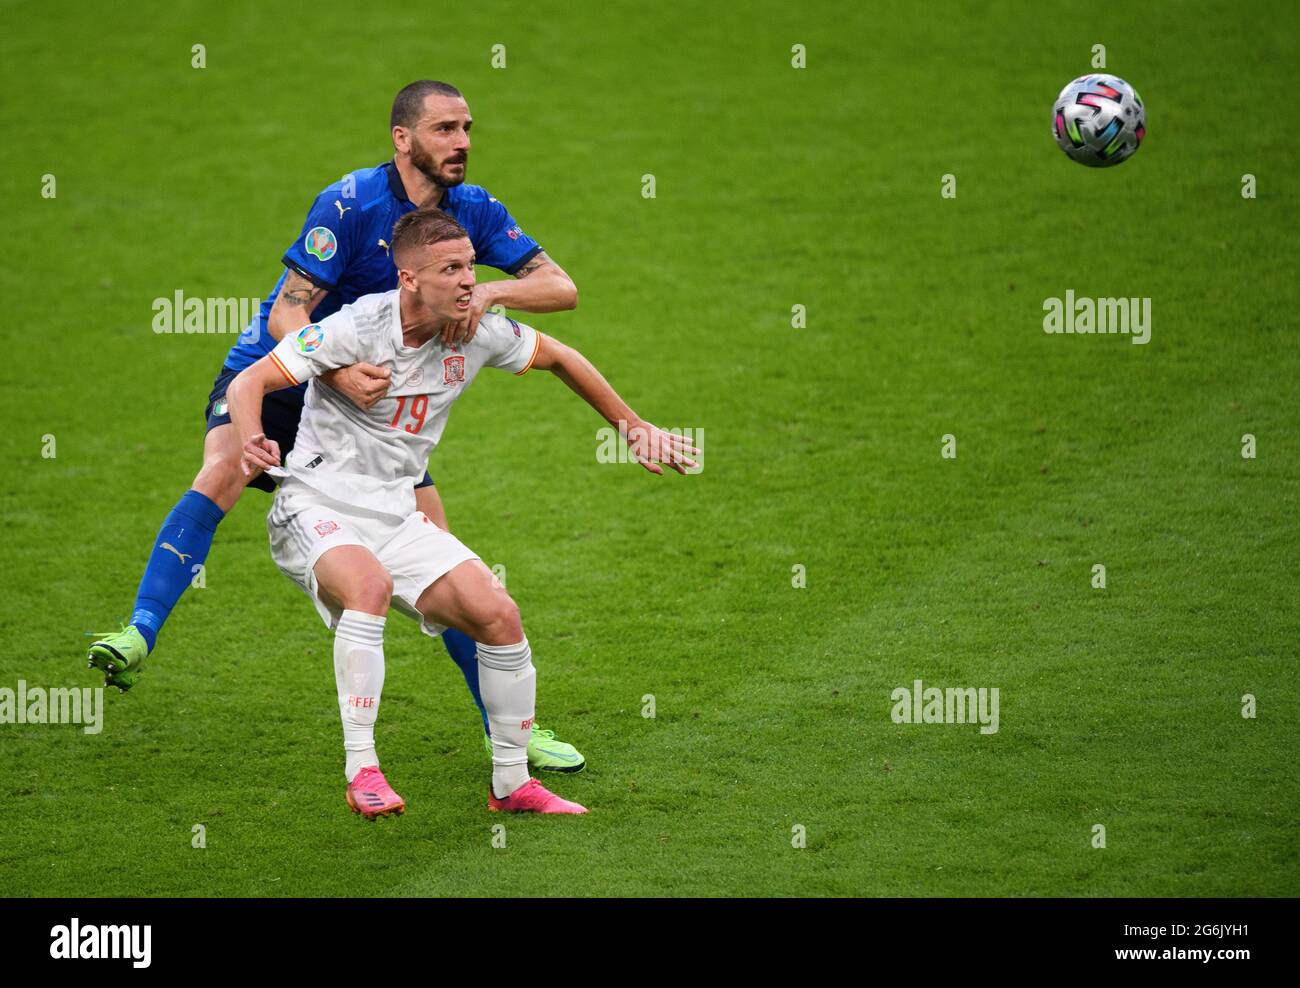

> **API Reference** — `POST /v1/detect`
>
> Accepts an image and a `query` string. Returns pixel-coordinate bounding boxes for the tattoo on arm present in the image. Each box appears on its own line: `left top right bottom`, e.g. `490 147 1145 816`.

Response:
513 251 552 279
280 270 327 308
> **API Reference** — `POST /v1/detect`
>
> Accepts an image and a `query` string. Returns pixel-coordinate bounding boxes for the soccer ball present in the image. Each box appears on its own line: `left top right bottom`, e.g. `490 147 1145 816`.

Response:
1051 74 1146 167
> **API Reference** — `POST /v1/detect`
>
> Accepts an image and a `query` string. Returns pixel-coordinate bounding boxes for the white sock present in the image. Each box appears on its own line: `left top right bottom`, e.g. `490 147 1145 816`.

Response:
335 609 386 782
476 639 535 798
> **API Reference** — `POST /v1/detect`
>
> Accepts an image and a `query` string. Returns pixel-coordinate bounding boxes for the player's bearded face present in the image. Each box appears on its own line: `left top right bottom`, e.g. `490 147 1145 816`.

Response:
409 129 468 189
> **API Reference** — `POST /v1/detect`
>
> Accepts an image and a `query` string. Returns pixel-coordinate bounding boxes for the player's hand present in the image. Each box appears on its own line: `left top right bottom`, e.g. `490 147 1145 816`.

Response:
240 433 281 476
439 285 494 348
322 362 392 409
623 420 699 475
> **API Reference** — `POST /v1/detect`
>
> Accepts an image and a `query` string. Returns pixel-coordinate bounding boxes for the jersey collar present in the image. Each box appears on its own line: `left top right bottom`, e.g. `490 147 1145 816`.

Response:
391 290 407 349
385 160 449 209
391 290 441 354
385 161 413 203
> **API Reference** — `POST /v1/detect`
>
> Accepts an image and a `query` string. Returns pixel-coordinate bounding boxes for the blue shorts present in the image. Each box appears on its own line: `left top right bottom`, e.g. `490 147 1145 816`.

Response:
204 364 434 495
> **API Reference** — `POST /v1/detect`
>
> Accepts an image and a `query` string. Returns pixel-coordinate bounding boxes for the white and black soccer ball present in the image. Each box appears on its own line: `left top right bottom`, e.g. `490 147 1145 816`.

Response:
1052 74 1146 167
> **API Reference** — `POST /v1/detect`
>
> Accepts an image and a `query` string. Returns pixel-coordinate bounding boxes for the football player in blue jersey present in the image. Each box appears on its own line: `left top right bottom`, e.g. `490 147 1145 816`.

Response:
88 80 586 772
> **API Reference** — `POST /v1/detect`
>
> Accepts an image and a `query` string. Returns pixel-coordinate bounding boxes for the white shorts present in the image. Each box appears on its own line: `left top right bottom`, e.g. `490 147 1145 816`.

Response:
267 481 479 637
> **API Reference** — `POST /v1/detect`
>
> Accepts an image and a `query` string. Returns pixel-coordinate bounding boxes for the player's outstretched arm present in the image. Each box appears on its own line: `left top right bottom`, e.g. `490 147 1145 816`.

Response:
268 268 391 409
267 268 330 342
493 252 578 313
225 358 295 477
529 334 698 476
445 253 577 348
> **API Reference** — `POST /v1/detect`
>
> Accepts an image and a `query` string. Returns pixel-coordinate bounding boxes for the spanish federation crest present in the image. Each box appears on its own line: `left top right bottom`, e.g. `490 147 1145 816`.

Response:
442 354 466 385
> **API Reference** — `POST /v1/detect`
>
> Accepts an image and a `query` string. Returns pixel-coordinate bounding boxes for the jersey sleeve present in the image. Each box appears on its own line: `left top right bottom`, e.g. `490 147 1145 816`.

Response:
470 196 543 274
280 189 357 291
480 313 542 376
266 310 361 387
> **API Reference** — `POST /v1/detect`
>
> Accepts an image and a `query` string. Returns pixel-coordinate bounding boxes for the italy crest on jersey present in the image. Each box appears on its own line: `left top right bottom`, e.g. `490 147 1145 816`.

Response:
304 226 338 261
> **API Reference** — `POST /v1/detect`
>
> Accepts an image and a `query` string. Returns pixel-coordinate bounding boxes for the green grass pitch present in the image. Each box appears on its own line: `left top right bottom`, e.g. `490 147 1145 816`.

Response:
0 0 1296 897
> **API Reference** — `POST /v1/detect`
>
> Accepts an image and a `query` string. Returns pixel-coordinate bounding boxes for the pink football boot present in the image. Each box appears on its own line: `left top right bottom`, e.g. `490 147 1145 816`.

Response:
488 778 587 815
346 766 406 819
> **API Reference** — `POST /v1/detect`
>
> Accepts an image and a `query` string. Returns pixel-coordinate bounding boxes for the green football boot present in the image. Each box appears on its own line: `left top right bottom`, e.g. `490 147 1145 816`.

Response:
86 625 149 692
484 725 586 773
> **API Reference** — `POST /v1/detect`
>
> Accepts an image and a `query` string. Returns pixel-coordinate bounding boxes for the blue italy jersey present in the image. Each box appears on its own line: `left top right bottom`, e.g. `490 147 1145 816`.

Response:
224 161 543 381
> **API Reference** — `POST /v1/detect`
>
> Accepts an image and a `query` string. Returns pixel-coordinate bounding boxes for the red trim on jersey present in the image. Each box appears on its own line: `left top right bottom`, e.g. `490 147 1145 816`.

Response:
269 351 299 386
515 333 542 376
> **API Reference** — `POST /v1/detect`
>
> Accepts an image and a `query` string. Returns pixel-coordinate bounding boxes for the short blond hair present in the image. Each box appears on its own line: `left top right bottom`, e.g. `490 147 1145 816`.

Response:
390 207 469 264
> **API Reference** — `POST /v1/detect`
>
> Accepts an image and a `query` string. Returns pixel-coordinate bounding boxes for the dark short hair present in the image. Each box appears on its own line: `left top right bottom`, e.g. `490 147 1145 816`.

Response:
390 207 470 263
390 80 463 130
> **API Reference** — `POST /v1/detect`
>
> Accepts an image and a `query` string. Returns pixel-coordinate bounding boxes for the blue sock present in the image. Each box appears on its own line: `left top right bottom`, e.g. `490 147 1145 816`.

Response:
129 490 226 653
442 627 490 734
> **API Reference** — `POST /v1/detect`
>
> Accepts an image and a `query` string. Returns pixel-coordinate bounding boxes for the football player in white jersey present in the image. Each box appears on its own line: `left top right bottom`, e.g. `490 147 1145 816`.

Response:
226 208 696 816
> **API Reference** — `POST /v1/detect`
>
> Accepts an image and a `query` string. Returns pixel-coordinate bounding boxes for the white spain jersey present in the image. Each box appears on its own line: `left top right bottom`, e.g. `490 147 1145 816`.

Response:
264 290 540 519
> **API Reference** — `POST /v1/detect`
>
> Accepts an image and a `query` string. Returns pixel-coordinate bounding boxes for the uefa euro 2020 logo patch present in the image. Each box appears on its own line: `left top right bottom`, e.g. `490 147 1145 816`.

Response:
293 324 325 354
304 226 337 261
